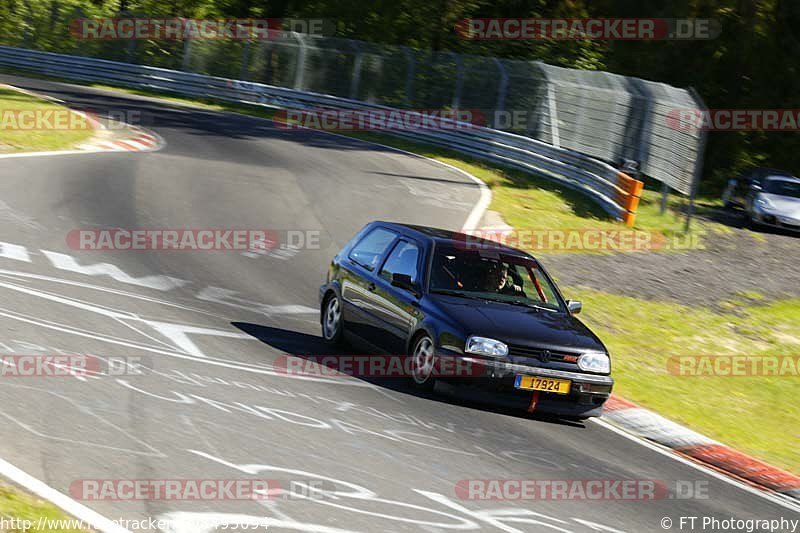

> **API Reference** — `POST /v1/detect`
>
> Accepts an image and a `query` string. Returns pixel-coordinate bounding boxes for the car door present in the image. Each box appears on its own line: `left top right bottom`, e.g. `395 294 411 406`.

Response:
370 238 424 354
339 227 399 344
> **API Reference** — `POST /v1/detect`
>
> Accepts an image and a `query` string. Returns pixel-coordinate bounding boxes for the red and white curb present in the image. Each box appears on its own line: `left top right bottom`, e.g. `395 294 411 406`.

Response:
78 126 162 152
603 395 800 502
2 83 163 155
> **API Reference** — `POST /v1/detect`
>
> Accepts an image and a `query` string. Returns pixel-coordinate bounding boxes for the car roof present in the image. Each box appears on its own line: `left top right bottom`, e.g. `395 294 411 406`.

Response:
373 221 534 258
749 167 795 177
763 174 800 183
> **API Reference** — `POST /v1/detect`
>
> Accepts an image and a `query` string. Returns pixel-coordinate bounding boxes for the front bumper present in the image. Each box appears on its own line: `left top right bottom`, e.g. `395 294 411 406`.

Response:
751 210 800 231
441 354 613 418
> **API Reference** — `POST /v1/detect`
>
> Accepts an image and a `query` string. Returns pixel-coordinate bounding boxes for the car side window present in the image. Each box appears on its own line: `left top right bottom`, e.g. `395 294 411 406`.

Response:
379 240 420 284
348 228 397 271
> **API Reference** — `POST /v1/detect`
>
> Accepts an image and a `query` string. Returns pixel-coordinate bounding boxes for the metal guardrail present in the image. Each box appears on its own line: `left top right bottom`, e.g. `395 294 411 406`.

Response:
0 44 644 226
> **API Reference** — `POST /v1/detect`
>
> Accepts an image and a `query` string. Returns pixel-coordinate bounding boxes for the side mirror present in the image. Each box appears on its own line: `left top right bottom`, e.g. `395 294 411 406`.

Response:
566 300 582 314
391 273 418 295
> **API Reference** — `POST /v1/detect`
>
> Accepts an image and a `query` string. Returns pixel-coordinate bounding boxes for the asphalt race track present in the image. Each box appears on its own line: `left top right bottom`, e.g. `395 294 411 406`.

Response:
0 73 797 532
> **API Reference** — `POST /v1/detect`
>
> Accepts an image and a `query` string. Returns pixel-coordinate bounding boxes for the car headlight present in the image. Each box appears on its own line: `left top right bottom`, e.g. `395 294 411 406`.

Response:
578 351 611 373
756 196 775 211
465 336 508 358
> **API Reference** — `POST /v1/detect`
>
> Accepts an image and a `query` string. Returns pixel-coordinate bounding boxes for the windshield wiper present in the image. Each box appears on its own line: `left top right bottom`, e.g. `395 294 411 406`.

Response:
432 290 558 311
487 297 559 312
430 289 484 300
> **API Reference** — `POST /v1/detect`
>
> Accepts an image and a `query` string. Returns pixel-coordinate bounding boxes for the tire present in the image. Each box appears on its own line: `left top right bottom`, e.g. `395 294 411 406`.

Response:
321 292 343 346
410 333 437 391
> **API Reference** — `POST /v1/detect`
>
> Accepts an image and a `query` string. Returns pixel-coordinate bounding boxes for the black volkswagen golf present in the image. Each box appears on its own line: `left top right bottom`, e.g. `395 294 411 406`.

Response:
319 221 613 418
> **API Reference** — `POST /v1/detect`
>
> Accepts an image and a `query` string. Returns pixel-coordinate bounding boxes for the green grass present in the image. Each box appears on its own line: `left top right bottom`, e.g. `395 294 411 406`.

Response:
569 287 800 474
0 87 94 153
0 484 88 531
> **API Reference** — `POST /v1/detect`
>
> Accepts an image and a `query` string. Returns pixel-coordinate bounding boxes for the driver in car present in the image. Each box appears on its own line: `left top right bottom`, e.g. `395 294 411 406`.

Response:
485 262 524 296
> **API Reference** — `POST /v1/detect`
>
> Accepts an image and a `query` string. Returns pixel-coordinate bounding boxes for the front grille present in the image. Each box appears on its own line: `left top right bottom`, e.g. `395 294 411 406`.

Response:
507 345 580 364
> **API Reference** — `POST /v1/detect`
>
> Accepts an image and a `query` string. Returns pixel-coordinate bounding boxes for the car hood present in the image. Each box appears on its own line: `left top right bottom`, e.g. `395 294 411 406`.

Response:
762 193 800 216
429 295 606 352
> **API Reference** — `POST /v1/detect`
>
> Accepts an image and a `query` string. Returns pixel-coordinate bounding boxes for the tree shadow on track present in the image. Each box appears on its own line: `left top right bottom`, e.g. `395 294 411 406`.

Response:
232 321 586 429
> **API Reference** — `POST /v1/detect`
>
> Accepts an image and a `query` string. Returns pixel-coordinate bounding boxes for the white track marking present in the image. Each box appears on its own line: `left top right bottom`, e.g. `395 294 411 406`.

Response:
592 418 800 513
197 286 317 315
112 316 183 350
0 457 131 533
0 269 260 320
0 200 45 230
0 304 371 386
0 242 32 262
0 310 361 385
0 149 101 159
0 384 165 457
42 250 190 291
141 320 253 358
158 512 357 533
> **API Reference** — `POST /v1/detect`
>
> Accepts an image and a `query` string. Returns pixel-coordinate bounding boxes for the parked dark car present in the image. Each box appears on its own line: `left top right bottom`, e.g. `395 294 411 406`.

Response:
319 222 613 418
723 167 800 230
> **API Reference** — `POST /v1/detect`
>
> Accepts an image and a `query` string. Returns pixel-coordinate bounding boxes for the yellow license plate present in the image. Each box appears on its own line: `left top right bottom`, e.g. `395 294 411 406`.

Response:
514 375 571 395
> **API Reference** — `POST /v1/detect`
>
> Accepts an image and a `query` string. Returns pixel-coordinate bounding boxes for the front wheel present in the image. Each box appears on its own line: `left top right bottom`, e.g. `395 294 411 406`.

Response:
321 293 343 345
410 334 437 390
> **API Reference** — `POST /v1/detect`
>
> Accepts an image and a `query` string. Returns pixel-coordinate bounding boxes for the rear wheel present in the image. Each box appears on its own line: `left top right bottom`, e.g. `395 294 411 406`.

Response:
321 293 343 345
411 334 436 390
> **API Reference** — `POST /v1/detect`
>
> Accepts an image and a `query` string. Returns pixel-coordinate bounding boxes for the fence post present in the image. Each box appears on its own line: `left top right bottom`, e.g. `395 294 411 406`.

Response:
292 32 307 90
660 182 669 214
181 19 193 71
492 58 508 115
452 53 464 110
349 41 363 100
240 30 251 80
546 82 561 148
684 87 708 232
401 46 415 107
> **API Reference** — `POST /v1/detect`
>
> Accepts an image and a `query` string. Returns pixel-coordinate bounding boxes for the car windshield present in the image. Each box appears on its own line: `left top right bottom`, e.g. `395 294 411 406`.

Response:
764 178 800 198
428 245 564 311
